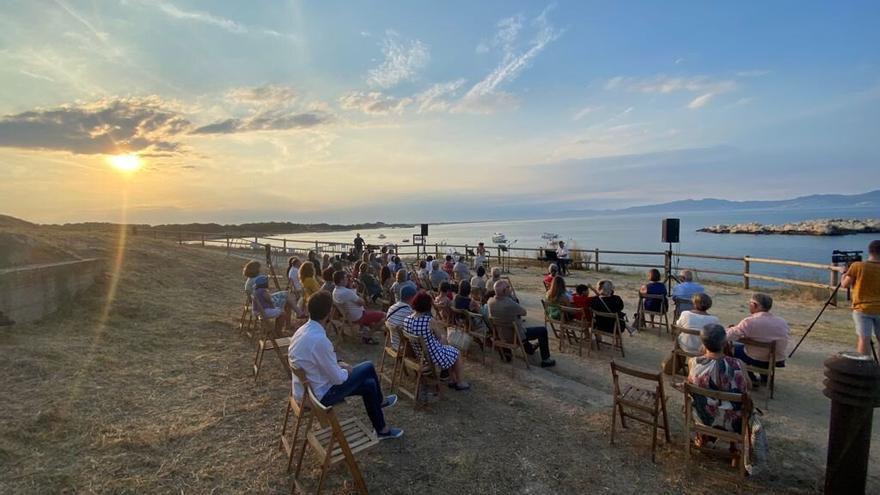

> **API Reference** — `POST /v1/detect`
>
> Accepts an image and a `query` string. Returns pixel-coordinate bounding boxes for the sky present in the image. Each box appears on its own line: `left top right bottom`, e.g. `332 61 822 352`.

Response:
0 1 878 225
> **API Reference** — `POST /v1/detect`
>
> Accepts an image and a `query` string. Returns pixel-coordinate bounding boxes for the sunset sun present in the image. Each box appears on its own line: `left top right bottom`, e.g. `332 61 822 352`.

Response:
107 154 141 172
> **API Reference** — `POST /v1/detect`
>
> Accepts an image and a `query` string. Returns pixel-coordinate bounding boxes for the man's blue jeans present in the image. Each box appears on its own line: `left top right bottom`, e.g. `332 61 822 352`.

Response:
320 362 386 432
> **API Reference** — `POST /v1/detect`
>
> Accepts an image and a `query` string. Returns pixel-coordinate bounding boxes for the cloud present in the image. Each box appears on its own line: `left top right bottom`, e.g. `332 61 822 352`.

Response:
606 74 738 110
572 106 599 121
191 109 333 134
457 6 563 113
0 97 190 155
366 30 430 88
225 85 298 106
413 79 467 113
687 93 714 109
338 91 412 115
736 69 771 77
147 1 299 41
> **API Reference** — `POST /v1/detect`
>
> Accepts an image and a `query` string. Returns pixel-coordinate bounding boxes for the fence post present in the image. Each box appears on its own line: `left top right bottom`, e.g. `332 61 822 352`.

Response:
664 249 672 292
435 244 439 258
255 235 259 245
283 239 287 253
315 240 319 253
178 231 182 245
226 233 230 256
743 257 750 289
594 249 600 272
201 234 205 247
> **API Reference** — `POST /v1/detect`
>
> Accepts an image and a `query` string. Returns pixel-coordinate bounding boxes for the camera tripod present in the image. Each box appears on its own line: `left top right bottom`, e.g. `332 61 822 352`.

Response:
788 280 878 363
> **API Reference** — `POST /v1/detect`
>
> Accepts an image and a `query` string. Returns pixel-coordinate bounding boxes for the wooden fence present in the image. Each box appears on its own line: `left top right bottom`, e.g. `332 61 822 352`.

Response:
144 229 847 297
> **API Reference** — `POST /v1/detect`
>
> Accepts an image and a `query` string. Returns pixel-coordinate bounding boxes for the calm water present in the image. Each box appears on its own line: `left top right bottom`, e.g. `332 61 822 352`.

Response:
271 207 878 284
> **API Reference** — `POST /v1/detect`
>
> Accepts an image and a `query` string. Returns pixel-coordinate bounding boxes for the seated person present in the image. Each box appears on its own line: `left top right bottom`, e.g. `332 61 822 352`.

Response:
453 255 471 281
676 293 720 354
474 242 487 269
417 260 430 282
320 266 336 293
390 269 417 302
385 285 418 350
429 260 450 288
298 261 322 303
243 260 262 296
590 279 634 336
286 257 303 292
443 255 455 276
571 284 593 321
358 265 383 302
332 271 385 344
543 264 559 289
403 292 471 390
379 266 394 292
289 292 403 439
252 275 289 332
545 275 572 320
671 270 705 303
488 280 556 368
486 267 503 294
453 280 481 312
687 324 764 451
470 266 487 292
639 268 668 313
726 293 789 384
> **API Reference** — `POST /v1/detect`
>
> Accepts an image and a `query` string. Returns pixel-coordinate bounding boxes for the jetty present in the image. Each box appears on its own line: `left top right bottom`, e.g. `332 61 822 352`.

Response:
698 218 880 236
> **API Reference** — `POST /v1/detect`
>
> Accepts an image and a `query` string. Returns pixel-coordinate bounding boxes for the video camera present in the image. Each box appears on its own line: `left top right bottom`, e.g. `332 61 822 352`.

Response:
832 250 863 265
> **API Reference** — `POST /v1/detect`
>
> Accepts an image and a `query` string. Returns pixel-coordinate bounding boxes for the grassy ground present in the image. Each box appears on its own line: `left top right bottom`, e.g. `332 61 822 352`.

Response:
0 228 876 494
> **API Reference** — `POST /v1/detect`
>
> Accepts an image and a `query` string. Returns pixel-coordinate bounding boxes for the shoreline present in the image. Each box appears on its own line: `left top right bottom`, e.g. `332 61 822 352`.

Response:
698 218 879 236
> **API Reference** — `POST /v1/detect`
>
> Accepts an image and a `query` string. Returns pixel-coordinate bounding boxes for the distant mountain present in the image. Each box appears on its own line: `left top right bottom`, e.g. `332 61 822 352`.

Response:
607 189 880 215
0 214 35 228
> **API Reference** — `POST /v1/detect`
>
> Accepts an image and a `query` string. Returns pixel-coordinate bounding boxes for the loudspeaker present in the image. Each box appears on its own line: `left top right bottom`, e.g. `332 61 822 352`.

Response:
662 218 680 243
420 223 429 236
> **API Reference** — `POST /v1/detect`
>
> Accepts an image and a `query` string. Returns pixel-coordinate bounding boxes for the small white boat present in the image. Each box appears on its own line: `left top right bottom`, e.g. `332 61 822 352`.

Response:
491 232 507 244
541 232 559 242
377 234 386 239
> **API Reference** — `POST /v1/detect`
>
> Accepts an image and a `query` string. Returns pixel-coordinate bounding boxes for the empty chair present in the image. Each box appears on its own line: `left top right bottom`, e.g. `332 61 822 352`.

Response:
610 360 671 462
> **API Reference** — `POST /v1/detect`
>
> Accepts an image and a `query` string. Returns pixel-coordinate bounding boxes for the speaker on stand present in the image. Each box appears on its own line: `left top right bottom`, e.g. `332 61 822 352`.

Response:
662 218 680 292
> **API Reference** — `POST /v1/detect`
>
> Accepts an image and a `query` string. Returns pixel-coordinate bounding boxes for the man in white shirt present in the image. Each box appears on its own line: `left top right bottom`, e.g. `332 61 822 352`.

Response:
331 271 385 344
289 292 403 439
453 255 470 281
556 241 571 276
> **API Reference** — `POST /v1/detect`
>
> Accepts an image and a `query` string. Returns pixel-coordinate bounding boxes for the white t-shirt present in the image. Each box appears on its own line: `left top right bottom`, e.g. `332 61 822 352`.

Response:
332 286 363 322
556 246 569 259
288 266 303 290
675 311 721 354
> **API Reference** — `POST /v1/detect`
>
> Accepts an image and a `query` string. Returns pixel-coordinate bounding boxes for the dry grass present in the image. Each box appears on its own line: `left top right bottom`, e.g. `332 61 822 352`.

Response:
0 228 875 494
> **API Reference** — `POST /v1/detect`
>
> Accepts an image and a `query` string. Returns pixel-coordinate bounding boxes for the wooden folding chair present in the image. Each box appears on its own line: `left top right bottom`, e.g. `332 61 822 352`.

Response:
541 299 564 343
239 293 256 339
684 383 752 479
558 306 591 357
431 300 452 325
489 317 531 370
636 294 670 335
590 310 626 357
610 360 671 462
737 338 779 404
377 322 403 392
280 366 313 473
252 299 292 382
670 325 703 383
465 309 491 364
292 387 379 494
398 330 444 406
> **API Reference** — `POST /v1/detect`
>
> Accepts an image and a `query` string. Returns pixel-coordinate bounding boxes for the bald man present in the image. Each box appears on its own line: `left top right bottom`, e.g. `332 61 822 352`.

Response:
487 280 556 368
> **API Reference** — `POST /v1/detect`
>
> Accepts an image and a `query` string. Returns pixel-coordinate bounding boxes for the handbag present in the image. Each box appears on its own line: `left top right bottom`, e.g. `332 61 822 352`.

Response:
446 327 473 352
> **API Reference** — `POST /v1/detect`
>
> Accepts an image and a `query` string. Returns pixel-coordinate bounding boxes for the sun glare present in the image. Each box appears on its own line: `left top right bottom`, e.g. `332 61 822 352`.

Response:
107 154 141 173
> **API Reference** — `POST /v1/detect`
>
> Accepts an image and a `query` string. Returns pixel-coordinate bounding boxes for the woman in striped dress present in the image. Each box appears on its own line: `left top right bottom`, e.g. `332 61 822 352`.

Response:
403 292 470 391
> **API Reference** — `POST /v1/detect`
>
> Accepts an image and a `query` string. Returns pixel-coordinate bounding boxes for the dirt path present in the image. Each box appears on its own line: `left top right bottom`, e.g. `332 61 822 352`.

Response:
0 230 876 494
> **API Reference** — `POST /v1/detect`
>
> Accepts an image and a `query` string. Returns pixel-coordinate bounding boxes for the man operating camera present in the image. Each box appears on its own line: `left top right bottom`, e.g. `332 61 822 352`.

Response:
842 240 880 356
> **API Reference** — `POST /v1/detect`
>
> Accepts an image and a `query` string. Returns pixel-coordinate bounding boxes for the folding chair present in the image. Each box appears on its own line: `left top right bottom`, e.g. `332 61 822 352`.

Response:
636 293 670 335
239 293 256 339
280 366 313 473
377 322 404 392
252 298 292 382
672 296 694 322
610 360 671 462
670 325 703 383
465 310 491 364
558 306 591 357
398 330 444 407
292 387 379 494
737 338 779 404
541 299 564 343
684 383 753 479
590 310 626 357
489 317 531 370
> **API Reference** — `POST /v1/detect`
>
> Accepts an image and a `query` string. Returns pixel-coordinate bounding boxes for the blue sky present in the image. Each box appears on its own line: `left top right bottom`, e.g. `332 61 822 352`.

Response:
0 1 878 224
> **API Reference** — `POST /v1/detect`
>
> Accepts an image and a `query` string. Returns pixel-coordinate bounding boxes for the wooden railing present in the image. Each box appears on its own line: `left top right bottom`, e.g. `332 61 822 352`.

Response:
144 229 847 296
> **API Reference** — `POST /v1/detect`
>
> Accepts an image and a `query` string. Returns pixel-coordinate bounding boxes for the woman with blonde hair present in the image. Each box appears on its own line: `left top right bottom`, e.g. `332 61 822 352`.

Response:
545 275 572 320
298 261 321 303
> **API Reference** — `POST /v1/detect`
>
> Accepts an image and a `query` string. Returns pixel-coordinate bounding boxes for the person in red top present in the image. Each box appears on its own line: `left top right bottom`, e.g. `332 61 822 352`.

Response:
571 284 594 320
443 255 455 276
543 264 559 289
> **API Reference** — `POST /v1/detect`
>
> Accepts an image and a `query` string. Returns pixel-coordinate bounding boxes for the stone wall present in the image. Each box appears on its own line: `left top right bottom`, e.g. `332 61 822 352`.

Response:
0 258 105 325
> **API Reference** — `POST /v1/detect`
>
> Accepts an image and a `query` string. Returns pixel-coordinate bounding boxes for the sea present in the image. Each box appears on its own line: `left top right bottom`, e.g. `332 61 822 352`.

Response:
270 207 878 286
